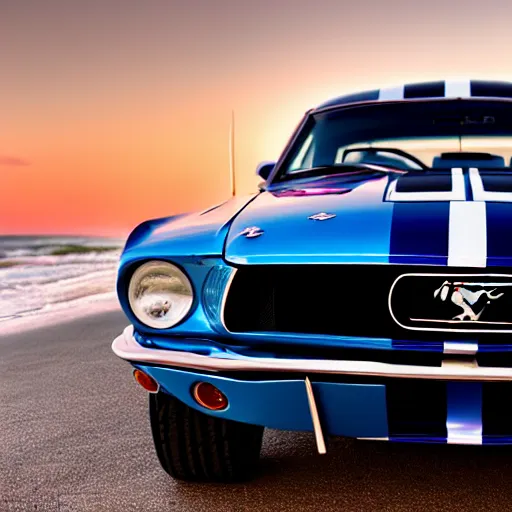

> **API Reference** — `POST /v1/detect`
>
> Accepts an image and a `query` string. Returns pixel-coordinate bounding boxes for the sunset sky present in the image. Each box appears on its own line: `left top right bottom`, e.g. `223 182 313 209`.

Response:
2 0 512 236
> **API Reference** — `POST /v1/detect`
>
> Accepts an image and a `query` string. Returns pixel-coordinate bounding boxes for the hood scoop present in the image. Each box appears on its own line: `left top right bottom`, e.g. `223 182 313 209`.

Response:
385 168 466 202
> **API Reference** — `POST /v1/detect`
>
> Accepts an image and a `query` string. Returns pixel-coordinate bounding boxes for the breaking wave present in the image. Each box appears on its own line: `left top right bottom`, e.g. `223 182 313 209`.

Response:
0 236 124 322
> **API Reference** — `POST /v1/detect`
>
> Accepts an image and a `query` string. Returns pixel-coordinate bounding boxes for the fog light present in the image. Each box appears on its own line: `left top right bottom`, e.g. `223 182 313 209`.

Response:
193 382 228 410
133 369 159 393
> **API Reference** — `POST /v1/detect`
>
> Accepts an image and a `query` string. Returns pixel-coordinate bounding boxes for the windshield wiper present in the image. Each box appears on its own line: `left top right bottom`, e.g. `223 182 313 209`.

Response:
296 163 409 175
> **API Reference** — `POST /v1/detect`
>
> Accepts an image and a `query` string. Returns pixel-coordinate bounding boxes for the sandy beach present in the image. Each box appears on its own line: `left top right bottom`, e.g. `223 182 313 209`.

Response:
3 308 512 511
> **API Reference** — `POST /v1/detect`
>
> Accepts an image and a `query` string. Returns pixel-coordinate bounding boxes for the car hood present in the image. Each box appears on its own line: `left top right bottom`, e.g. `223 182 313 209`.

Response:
224 170 512 266
120 193 259 266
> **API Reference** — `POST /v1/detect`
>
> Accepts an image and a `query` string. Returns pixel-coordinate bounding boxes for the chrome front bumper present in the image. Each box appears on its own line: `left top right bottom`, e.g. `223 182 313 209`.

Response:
112 325 512 382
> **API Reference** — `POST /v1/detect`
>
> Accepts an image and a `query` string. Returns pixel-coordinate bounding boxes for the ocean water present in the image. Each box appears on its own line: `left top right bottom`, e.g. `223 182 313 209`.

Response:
0 236 125 322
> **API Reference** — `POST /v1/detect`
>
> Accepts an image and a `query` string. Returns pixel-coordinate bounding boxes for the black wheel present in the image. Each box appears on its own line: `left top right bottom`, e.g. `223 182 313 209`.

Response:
149 391 264 482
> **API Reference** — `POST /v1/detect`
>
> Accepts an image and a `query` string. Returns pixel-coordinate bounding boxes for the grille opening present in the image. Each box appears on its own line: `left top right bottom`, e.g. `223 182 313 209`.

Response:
386 380 447 438
478 353 512 368
482 383 512 437
223 265 512 341
224 265 397 337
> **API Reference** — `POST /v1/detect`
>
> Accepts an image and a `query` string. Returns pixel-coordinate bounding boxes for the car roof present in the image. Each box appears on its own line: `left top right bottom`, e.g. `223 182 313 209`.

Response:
315 79 512 111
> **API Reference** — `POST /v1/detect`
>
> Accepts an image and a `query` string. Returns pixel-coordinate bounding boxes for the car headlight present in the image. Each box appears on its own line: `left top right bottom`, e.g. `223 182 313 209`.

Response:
128 260 193 329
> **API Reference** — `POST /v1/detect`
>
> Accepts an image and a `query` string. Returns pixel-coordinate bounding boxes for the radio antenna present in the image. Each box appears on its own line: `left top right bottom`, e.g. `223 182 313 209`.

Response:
229 109 236 197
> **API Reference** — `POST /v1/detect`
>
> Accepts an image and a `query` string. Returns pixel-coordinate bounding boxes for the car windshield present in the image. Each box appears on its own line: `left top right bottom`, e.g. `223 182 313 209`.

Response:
277 99 512 180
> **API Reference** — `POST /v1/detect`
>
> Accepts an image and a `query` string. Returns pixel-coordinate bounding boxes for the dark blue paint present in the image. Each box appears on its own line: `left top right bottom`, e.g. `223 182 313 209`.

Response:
389 436 446 443
479 344 512 352
392 340 443 352
395 173 452 192
470 80 512 98
390 202 450 265
483 436 512 445
486 202 512 266
463 169 474 201
316 89 380 109
404 81 445 99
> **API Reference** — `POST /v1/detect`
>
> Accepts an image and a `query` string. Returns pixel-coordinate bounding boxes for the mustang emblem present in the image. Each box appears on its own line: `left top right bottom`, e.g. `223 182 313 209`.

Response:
308 212 336 221
239 226 264 238
434 280 504 321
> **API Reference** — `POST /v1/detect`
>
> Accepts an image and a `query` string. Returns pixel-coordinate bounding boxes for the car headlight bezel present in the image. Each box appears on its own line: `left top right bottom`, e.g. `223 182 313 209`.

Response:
127 260 194 329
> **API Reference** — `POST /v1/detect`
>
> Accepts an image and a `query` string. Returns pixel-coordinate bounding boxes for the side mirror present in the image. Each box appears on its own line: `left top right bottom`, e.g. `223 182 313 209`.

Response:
256 161 275 181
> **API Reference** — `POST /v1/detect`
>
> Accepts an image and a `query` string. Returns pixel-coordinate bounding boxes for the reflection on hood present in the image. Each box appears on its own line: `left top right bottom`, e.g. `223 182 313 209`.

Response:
270 170 386 198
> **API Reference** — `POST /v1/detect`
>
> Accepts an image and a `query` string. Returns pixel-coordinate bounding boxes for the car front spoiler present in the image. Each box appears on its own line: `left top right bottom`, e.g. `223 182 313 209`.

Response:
112 325 512 382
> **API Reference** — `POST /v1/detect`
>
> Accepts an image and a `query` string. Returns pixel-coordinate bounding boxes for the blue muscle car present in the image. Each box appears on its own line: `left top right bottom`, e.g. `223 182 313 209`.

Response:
112 79 512 482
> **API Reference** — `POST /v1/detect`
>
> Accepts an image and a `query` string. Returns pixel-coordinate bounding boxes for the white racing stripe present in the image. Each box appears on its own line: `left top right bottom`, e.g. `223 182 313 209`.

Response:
469 167 512 202
448 168 487 267
443 342 478 355
444 79 471 98
378 85 405 101
448 199 487 267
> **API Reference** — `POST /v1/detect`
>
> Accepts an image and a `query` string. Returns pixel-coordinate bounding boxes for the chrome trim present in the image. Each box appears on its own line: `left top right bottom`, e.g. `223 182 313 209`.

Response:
112 325 512 381
304 377 326 454
441 358 478 370
219 267 237 333
128 260 194 330
443 342 478 355
388 273 512 333
357 437 389 441
239 226 264 238
308 212 336 221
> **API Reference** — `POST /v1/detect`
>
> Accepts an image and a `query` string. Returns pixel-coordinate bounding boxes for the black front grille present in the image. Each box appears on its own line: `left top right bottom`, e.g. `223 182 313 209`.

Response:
223 265 512 342
386 380 447 438
387 381 512 439
482 383 512 436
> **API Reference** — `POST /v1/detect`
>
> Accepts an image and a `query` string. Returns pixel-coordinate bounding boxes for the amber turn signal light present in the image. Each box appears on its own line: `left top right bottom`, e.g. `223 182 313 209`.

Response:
193 382 228 410
133 369 159 393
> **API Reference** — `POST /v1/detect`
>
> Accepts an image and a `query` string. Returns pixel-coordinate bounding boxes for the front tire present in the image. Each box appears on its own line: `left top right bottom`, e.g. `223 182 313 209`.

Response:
149 392 264 482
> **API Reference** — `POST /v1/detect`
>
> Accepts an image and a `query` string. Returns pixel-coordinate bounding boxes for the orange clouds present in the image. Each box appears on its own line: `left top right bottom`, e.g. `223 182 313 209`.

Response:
0 156 30 167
